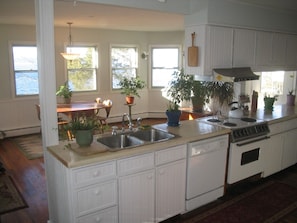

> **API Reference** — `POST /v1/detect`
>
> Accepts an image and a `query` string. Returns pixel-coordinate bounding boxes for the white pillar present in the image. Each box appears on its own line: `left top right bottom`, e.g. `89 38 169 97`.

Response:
35 0 59 146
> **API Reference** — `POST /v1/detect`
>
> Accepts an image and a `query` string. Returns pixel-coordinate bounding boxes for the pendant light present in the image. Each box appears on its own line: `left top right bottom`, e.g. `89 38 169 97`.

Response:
61 22 80 60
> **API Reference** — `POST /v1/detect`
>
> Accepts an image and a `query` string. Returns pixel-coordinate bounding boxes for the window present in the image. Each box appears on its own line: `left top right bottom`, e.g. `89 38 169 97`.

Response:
12 45 39 96
261 71 284 96
66 46 98 92
151 47 180 87
111 46 138 89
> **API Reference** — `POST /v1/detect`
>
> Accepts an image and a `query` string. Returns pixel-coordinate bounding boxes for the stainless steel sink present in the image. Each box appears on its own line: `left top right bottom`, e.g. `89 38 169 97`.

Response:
97 128 176 151
97 134 144 149
129 129 175 142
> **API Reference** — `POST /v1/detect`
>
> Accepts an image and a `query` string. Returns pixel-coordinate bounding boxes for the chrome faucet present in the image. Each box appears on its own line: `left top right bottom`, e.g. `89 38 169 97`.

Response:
122 113 133 131
136 117 142 129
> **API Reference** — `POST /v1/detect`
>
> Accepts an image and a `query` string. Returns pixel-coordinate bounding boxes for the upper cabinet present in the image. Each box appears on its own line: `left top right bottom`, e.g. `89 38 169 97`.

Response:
233 28 256 68
185 25 297 76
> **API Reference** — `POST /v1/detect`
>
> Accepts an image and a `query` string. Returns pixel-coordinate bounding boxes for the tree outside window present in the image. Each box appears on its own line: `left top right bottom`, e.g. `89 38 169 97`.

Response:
151 47 180 88
111 46 138 89
12 45 39 96
66 46 98 92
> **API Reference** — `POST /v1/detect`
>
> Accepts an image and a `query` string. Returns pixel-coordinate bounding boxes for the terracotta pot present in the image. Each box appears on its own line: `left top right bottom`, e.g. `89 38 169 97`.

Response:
286 95 295 106
126 96 135 104
64 97 71 104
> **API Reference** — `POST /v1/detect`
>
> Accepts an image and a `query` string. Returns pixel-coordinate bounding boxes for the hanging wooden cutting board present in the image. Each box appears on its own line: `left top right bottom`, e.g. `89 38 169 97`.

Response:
188 32 198 67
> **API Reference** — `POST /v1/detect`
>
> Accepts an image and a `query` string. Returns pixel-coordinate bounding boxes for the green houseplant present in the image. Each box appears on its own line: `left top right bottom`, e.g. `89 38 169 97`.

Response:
264 94 278 111
56 81 72 104
119 75 145 104
66 115 99 147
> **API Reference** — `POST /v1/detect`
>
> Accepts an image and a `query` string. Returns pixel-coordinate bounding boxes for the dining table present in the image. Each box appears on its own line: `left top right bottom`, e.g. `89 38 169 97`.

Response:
57 102 108 119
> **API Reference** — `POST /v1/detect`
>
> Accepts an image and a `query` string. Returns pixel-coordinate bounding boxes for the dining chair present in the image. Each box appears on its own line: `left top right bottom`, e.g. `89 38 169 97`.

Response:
95 99 112 133
35 104 72 140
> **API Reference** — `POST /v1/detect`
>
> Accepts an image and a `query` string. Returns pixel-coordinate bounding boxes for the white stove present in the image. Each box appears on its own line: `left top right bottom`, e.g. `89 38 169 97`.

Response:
198 115 271 184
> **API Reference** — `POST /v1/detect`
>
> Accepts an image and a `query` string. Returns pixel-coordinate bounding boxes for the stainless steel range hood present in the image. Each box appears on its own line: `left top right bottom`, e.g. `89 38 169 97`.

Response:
213 67 259 82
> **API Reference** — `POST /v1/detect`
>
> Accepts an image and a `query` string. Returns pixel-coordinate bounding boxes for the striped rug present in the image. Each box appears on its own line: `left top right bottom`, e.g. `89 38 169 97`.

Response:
10 134 43 160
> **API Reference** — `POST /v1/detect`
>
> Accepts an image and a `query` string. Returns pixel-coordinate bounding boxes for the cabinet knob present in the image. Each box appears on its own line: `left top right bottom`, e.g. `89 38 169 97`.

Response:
93 170 100 177
95 216 101 222
159 169 165 175
147 175 153 180
94 189 101 195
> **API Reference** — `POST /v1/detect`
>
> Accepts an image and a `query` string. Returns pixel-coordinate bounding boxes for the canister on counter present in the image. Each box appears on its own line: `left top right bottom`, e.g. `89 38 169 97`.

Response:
251 90 258 113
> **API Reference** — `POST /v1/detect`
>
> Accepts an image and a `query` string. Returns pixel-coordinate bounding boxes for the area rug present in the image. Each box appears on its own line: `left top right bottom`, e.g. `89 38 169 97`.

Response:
0 174 28 215
11 134 43 160
184 181 297 223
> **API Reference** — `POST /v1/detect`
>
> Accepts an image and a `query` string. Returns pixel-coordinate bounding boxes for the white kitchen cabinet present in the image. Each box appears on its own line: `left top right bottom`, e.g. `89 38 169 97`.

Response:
119 169 155 223
118 153 155 223
272 33 287 67
118 145 187 223
255 31 273 68
233 28 256 68
155 145 187 222
45 151 118 223
263 133 283 177
285 34 297 68
282 128 297 170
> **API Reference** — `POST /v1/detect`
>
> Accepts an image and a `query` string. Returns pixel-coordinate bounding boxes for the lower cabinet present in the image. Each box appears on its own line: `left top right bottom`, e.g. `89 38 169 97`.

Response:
282 128 297 169
118 145 187 223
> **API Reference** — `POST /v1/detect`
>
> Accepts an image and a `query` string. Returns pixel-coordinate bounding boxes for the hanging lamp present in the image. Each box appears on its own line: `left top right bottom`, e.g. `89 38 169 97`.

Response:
61 22 80 60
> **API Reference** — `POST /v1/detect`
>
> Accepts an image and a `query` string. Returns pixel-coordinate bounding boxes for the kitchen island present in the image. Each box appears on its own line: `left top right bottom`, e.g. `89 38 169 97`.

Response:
46 104 297 223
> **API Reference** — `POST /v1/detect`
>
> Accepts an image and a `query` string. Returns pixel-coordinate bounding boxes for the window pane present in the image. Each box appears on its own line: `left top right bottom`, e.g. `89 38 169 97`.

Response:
12 46 39 96
111 47 138 89
66 46 97 92
151 47 179 88
261 71 284 96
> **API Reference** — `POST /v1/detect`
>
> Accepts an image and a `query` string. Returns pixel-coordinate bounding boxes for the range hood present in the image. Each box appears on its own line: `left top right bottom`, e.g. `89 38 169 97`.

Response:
213 67 259 82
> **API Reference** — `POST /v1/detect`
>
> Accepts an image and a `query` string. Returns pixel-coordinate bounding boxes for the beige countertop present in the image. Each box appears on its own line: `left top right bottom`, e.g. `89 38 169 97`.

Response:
47 120 230 168
47 104 297 169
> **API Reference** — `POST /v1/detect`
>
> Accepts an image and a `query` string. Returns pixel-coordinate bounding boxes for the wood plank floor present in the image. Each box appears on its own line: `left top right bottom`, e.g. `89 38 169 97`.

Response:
0 118 296 223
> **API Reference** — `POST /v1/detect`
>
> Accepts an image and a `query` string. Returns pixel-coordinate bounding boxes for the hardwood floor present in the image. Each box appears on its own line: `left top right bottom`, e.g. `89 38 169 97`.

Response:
0 118 296 223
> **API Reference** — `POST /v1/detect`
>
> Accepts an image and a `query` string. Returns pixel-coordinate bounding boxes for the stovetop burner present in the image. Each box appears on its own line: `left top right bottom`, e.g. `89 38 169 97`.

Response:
207 119 221 123
241 117 256 122
223 122 237 127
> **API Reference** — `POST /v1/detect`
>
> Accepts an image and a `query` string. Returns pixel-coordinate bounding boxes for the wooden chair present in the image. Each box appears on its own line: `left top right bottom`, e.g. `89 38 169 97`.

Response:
95 99 112 133
35 104 72 140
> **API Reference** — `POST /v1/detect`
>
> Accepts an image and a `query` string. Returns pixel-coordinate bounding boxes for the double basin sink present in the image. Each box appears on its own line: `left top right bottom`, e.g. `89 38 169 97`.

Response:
97 128 176 151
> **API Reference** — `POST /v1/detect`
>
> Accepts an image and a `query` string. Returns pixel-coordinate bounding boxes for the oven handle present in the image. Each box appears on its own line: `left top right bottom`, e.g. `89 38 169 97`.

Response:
236 136 270 147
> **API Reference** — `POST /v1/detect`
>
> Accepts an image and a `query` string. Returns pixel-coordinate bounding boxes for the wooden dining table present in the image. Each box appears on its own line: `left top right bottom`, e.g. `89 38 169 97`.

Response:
57 102 108 119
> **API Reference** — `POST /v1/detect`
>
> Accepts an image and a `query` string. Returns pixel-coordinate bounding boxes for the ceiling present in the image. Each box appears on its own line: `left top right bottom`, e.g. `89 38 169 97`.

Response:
0 0 297 31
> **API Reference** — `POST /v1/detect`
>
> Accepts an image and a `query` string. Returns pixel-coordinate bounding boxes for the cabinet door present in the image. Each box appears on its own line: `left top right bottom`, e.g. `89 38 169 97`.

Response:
282 128 297 170
272 33 287 67
286 34 297 68
155 159 186 222
263 133 283 177
255 31 273 67
205 26 233 72
118 170 155 223
233 29 256 68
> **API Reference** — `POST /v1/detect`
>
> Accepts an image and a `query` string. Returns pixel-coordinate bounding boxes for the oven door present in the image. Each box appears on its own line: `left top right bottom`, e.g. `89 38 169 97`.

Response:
227 135 270 184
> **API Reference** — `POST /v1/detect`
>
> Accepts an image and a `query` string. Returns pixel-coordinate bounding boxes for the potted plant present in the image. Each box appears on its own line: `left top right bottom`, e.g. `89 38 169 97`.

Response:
119 75 145 104
204 81 234 115
287 90 295 106
56 81 72 104
264 94 278 111
191 80 210 112
166 69 193 126
66 114 99 147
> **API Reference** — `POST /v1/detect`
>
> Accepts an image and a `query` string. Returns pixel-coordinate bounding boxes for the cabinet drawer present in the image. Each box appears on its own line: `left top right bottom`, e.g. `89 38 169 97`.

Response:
72 161 116 187
155 145 187 166
76 206 117 223
74 180 117 217
117 153 154 176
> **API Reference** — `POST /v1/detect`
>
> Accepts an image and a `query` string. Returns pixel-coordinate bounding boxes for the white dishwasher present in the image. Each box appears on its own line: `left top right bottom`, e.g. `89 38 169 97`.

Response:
186 134 229 211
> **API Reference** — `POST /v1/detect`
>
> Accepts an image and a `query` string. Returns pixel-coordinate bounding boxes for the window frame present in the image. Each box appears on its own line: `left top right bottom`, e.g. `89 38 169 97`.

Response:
64 44 99 93
9 41 39 98
149 45 182 89
110 44 139 90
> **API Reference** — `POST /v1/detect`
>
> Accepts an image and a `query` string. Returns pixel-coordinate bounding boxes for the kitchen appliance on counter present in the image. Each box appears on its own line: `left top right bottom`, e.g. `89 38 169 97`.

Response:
186 135 229 211
198 116 270 184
